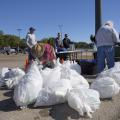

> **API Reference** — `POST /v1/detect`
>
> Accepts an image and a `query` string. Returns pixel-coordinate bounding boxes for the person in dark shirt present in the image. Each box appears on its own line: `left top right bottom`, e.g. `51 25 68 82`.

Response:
63 34 71 49
54 33 65 52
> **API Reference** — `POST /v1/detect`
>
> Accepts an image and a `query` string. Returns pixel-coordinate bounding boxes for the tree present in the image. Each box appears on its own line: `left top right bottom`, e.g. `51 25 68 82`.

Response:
39 37 55 47
0 30 4 35
0 34 26 48
75 42 90 49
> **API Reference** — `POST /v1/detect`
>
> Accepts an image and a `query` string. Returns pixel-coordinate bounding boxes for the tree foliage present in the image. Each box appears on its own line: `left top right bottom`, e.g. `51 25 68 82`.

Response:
0 30 4 35
0 34 27 48
0 30 90 49
39 37 55 47
74 42 90 49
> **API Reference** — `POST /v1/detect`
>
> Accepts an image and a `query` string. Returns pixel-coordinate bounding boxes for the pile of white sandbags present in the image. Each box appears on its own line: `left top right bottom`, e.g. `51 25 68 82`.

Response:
34 60 100 118
0 59 100 118
36 62 84 106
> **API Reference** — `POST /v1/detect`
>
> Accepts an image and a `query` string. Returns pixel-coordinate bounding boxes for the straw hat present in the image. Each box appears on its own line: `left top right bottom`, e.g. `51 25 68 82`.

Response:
31 43 44 59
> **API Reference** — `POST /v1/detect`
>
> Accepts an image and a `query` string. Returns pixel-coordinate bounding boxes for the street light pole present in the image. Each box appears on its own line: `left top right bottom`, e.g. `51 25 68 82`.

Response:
17 28 22 53
95 0 102 34
17 28 22 39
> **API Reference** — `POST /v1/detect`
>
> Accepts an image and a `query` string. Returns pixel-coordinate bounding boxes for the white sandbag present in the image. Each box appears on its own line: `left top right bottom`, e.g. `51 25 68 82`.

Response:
43 66 61 87
98 63 120 85
114 62 120 72
5 68 25 89
40 67 51 87
1 67 9 77
0 77 5 87
67 88 100 118
14 62 43 107
91 77 120 98
35 79 71 107
0 68 9 87
63 60 81 74
70 61 81 74
83 88 100 111
61 66 89 88
69 69 89 88
110 72 120 85
54 58 62 67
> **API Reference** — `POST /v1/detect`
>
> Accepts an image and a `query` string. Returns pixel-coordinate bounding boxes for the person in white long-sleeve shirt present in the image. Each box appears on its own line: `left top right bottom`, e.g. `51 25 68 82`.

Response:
95 21 120 73
26 27 37 61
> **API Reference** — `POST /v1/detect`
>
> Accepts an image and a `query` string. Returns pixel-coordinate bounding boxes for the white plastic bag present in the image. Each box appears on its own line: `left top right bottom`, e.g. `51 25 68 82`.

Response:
98 62 120 85
5 68 25 89
35 79 71 107
67 88 100 118
91 77 120 98
43 66 61 88
70 61 81 74
63 60 81 74
14 62 43 107
40 67 51 87
61 66 89 88
0 67 9 87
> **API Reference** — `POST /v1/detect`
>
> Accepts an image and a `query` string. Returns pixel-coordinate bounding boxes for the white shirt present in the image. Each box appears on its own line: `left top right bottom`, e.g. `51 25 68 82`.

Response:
26 33 37 48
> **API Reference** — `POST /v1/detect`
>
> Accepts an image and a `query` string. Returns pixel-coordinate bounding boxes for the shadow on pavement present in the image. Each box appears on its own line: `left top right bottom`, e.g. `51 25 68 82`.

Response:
0 86 8 90
3 90 13 97
49 103 84 120
0 98 18 112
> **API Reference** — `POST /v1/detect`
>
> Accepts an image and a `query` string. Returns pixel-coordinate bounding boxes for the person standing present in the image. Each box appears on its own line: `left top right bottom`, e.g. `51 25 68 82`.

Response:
63 34 71 49
96 21 119 73
26 27 37 62
54 33 64 52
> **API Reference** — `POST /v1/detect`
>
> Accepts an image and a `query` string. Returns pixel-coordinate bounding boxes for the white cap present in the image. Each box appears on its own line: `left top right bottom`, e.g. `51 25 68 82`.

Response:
105 20 114 28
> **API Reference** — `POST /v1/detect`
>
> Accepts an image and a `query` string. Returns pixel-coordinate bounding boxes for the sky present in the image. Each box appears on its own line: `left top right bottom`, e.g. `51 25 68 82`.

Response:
0 0 120 43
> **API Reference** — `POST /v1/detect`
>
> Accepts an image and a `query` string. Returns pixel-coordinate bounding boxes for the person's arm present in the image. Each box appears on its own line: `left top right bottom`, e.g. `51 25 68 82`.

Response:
112 28 120 43
68 38 74 44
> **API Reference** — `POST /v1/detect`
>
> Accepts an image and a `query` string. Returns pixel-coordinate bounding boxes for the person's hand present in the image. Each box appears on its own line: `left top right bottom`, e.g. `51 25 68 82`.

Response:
90 34 96 43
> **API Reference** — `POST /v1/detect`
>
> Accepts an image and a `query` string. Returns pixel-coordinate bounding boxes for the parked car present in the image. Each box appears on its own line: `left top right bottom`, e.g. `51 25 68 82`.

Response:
10 48 17 54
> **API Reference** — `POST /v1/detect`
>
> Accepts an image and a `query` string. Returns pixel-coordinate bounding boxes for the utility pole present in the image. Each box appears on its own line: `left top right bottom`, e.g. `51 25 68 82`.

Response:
17 28 22 53
17 28 22 39
95 0 102 34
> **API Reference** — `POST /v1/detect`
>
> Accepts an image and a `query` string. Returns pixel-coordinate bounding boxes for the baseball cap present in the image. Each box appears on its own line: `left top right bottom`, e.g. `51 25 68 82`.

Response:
29 27 36 31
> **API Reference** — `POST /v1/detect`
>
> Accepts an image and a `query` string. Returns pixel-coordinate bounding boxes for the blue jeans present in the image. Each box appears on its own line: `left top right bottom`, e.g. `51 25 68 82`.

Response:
28 48 35 61
97 46 115 73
